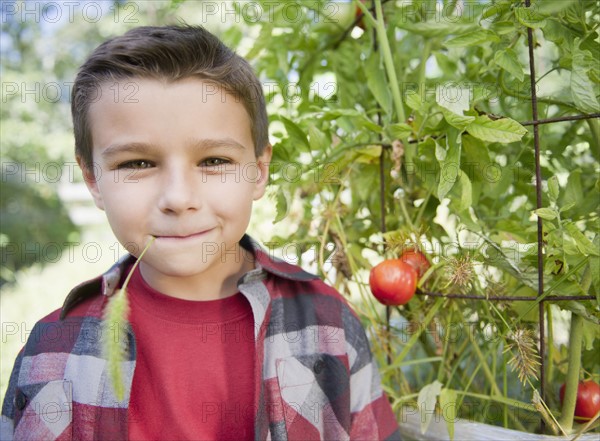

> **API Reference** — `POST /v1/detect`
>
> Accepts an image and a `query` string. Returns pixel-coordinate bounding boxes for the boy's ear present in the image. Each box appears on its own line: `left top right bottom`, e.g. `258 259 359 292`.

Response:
253 144 273 201
77 156 105 211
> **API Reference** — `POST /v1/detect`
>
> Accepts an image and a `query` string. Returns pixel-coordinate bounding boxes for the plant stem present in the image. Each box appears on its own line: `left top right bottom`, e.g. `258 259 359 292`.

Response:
451 390 538 413
373 0 405 124
503 350 508 428
546 304 555 387
437 310 453 383
391 297 445 367
557 313 584 432
466 325 503 397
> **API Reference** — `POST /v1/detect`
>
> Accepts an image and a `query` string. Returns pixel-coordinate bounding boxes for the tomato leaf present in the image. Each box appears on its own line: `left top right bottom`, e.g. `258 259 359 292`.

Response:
548 176 560 202
405 92 424 113
437 128 462 200
439 388 457 441
388 123 413 140
273 187 289 224
494 48 524 81
514 7 548 29
557 300 600 325
439 106 475 130
308 124 328 152
445 29 500 48
418 380 443 434
533 208 557 221
365 52 393 116
564 222 599 256
394 21 477 37
581 319 599 351
436 86 470 116
571 41 600 114
278 116 310 151
466 115 527 143
457 172 473 212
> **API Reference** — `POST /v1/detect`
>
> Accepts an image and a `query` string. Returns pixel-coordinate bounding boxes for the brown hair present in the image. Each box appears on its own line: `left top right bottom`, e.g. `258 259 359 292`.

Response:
71 25 268 169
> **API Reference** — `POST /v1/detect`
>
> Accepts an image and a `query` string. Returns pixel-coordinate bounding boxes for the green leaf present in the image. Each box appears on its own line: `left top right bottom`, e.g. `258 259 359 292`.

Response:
466 116 527 143
557 300 600 325
563 169 583 207
590 255 600 303
548 176 560 202
582 319 599 351
354 145 382 163
320 109 363 120
571 42 600 114
436 86 470 115
365 53 393 116
278 116 310 150
308 124 328 151
388 123 413 139
514 7 548 29
418 380 443 435
440 388 457 441
439 106 475 130
394 21 477 38
559 202 576 213
482 1 511 20
533 207 557 221
273 187 289 223
438 128 462 200
494 48 524 81
493 20 520 36
457 172 472 212
405 92 424 112
564 222 600 256
445 29 500 48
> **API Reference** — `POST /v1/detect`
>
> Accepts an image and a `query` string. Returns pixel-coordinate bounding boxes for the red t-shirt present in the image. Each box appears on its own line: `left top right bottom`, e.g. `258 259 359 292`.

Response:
127 266 256 440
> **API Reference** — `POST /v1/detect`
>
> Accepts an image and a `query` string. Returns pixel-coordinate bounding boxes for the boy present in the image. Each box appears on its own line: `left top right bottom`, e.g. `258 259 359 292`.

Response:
1 25 400 440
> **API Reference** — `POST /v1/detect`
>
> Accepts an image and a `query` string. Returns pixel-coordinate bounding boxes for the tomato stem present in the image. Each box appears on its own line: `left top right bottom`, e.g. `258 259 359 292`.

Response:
558 313 584 432
373 0 405 124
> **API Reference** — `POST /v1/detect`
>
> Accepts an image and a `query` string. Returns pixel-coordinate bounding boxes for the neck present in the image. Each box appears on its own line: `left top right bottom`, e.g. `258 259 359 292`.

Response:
138 247 255 301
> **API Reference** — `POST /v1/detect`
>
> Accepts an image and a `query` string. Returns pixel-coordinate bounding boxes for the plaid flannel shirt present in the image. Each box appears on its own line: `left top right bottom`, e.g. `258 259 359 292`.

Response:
1 235 400 440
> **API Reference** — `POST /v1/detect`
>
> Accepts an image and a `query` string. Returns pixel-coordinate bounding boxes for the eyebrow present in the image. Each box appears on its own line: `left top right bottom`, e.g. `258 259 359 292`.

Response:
100 138 247 160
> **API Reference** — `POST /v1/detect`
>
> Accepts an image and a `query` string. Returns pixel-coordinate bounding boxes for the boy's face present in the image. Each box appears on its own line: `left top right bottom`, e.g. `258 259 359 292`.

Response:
81 77 271 284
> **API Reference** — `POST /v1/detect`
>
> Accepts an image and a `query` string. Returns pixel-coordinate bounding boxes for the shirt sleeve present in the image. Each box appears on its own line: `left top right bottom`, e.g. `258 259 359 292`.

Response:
344 308 402 440
1 348 23 441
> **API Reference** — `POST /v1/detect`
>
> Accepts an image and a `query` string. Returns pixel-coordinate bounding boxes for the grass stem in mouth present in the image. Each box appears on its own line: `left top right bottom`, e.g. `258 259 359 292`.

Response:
102 236 155 401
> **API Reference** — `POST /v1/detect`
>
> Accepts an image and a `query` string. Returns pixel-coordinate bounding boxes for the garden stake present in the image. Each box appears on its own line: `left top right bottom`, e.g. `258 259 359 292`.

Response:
525 0 546 422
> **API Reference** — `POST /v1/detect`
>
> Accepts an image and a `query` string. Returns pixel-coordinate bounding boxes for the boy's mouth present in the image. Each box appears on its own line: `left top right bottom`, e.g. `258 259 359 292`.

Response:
154 229 214 240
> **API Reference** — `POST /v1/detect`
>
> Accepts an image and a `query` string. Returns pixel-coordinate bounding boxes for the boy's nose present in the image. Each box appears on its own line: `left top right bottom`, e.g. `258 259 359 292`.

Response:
157 166 201 214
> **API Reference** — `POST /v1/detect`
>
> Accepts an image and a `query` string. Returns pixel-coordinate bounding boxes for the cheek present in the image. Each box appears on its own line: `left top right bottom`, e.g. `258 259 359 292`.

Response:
211 185 254 217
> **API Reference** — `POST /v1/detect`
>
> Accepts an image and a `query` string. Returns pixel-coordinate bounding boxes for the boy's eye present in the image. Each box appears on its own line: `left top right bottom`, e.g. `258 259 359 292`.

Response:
202 158 229 167
118 160 153 169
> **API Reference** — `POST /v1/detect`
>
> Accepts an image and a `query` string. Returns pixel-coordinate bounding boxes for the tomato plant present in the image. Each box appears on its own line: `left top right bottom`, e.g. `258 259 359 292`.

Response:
369 259 417 305
560 381 600 422
238 0 600 436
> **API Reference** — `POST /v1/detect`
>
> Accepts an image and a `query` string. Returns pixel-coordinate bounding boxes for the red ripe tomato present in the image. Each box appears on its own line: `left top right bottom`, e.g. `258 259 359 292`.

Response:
400 249 431 278
369 259 418 306
560 380 600 421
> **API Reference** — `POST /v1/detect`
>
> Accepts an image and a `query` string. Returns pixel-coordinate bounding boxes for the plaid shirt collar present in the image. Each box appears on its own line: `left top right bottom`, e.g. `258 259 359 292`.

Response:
59 234 317 319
